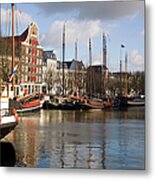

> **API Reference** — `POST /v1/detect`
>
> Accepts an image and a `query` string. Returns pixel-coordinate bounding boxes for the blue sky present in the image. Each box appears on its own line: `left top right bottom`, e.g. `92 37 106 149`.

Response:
1 0 144 72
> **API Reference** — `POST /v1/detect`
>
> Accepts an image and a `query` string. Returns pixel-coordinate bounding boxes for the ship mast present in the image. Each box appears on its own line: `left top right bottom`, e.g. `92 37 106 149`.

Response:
120 56 122 97
125 52 128 97
0 4 1 97
89 38 92 99
102 33 107 98
62 23 65 96
74 39 78 95
11 3 15 95
120 44 125 97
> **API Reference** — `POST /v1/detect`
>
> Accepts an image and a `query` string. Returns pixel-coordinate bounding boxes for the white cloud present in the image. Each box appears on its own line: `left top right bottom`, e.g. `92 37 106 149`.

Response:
40 19 107 49
129 49 144 66
128 49 144 71
1 8 33 35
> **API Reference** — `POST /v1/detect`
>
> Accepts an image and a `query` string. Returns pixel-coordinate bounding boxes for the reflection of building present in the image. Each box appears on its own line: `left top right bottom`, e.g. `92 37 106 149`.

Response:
0 22 43 96
43 51 86 95
86 65 108 97
10 114 41 167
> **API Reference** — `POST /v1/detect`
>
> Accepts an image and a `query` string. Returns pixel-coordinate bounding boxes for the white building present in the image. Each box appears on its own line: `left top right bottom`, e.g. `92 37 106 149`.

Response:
43 51 86 96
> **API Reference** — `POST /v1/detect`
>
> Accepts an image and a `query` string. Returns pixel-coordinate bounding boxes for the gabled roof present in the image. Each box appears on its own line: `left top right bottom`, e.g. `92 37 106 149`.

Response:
2 27 28 45
0 26 29 57
63 61 72 69
63 59 85 70
43 50 57 62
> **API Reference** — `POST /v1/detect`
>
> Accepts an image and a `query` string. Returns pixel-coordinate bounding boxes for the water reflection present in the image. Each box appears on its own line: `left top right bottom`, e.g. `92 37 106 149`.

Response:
7 107 145 169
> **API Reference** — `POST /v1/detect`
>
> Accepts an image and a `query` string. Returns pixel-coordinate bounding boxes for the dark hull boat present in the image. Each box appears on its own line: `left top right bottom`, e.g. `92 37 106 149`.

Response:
0 108 18 139
43 100 62 110
61 101 81 110
114 96 145 107
43 96 82 110
0 121 18 139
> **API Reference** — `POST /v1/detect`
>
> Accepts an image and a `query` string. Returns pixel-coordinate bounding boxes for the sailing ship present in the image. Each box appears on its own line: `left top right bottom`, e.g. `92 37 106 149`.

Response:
43 24 82 110
81 34 112 110
0 4 19 139
0 4 45 115
118 50 145 107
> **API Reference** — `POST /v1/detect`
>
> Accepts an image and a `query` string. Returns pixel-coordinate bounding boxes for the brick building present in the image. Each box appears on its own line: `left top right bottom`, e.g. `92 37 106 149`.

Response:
0 22 43 96
86 65 108 98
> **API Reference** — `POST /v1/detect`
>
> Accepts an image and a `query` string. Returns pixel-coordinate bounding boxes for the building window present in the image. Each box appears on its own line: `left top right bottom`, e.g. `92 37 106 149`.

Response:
32 85 34 93
28 85 31 94
28 57 31 63
29 48 31 54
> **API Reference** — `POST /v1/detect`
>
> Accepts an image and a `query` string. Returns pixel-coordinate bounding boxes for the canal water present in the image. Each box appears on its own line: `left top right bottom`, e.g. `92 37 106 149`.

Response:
7 107 145 169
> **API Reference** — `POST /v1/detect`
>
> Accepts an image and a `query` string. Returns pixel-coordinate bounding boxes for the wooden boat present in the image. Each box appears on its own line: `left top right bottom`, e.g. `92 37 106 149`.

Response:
9 93 44 113
115 96 145 107
82 36 112 110
127 97 145 107
81 99 112 110
16 99 44 113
